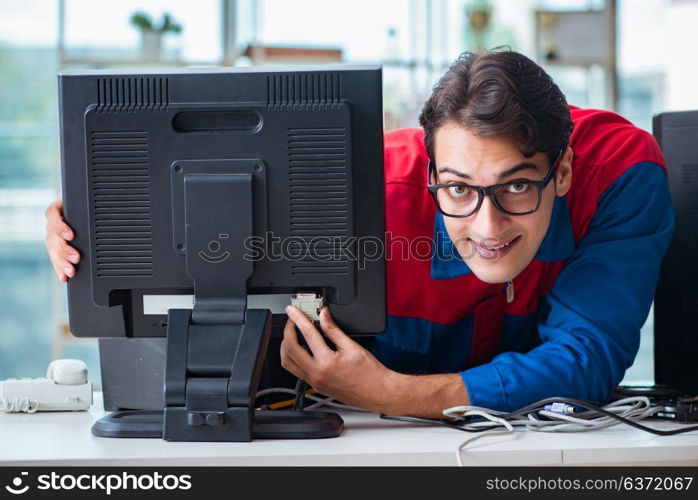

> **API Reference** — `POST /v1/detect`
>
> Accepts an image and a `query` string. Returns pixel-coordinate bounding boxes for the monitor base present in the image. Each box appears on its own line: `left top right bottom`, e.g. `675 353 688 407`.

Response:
91 409 344 440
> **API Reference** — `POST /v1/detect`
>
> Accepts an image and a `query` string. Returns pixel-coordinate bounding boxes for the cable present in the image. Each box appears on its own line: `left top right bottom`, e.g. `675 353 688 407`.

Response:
291 320 310 410
256 387 299 399
499 397 698 436
380 411 517 466
304 395 368 412
255 387 367 412
450 409 516 466
442 396 666 433
380 414 497 432
305 396 340 411
455 429 518 466
288 294 324 412
1 397 39 413
372 396 698 436
382 396 698 465
293 378 308 411
302 397 365 412
397 396 698 465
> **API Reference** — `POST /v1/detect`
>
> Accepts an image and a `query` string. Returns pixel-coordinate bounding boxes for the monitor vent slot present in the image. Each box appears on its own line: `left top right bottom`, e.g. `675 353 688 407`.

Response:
267 73 340 107
96 77 169 111
682 164 698 184
90 131 153 278
288 127 350 276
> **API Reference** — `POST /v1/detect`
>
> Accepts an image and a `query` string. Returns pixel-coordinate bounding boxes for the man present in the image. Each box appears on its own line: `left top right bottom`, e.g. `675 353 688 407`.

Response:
45 50 674 419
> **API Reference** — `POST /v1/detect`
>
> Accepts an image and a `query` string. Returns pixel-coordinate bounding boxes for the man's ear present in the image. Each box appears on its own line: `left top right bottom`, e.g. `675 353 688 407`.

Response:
428 160 439 185
555 147 573 197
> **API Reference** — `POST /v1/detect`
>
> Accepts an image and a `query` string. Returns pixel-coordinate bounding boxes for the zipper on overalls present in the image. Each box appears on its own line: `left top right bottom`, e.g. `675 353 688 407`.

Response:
505 279 515 303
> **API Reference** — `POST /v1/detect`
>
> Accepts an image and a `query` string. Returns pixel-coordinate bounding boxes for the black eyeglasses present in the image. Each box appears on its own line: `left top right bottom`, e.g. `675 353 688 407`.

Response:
427 150 563 218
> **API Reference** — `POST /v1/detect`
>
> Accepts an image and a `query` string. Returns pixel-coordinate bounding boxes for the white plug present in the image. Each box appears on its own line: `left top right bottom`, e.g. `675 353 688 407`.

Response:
291 293 324 322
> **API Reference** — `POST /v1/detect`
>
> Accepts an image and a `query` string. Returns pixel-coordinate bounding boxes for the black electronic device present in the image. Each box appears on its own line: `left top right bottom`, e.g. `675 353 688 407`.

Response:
58 66 386 441
613 386 698 423
652 110 698 397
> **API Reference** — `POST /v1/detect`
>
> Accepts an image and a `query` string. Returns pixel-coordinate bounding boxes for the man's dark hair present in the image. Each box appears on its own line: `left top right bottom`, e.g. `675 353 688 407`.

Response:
419 49 573 165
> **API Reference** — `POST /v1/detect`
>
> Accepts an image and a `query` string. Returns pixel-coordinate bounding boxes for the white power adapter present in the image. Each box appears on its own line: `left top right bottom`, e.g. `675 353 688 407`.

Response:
0 359 93 413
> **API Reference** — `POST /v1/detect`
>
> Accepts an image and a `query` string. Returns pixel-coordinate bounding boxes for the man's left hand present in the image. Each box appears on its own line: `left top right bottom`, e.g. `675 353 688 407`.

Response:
280 305 400 414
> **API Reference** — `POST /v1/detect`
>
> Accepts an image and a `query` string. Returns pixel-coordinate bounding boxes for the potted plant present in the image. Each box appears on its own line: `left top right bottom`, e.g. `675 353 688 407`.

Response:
130 11 183 61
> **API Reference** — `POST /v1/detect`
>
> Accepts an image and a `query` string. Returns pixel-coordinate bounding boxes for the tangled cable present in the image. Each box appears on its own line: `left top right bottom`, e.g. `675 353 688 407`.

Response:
380 396 698 466
443 396 661 433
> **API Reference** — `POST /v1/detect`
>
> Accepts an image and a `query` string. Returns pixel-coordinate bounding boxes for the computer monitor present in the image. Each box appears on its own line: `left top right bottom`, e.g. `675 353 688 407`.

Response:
653 110 698 396
58 66 386 441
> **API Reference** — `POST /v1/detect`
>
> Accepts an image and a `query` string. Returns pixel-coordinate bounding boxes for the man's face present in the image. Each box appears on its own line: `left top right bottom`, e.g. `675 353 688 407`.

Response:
432 122 572 284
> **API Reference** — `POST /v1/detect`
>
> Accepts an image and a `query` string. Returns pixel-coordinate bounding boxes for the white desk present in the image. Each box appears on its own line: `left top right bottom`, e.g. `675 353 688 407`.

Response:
1 393 698 466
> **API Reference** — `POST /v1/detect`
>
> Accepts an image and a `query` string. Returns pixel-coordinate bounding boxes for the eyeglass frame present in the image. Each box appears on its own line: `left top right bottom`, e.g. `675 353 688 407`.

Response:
426 149 564 218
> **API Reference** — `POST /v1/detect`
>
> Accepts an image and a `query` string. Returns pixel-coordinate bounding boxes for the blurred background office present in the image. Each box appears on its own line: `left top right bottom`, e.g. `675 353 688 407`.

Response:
1 0 696 386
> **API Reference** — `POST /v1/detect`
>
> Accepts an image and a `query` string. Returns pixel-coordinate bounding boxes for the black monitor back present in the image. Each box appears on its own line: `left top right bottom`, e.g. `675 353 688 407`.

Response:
59 66 385 339
653 110 698 394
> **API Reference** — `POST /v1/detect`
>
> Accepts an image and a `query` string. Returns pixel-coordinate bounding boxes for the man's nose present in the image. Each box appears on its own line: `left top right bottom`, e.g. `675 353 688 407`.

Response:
472 195 510 241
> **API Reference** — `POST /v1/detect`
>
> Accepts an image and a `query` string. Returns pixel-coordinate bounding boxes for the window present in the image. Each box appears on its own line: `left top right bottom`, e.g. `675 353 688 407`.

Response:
0 0 687 387
0 0 64 379
63 0 221 63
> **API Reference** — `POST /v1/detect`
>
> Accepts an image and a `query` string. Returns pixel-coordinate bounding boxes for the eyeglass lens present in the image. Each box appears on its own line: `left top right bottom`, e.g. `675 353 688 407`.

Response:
435 182 539 216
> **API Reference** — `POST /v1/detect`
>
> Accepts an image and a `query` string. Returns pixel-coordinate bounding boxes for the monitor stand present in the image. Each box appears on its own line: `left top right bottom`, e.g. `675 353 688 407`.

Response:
92 409 344 439
91 169 343 441
91 309 343 440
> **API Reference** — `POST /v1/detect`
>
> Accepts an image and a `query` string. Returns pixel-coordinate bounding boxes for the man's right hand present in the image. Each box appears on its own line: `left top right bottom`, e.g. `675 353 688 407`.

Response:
45 198 81 283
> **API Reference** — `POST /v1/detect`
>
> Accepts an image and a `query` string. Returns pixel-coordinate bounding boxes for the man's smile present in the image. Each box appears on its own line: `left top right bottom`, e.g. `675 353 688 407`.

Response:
469 235 522 259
